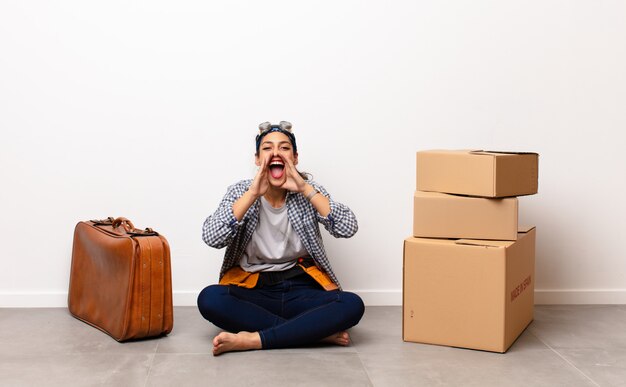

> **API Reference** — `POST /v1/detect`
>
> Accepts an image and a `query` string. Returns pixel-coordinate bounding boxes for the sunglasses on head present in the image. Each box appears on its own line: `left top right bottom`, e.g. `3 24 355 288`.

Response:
258 121 293 134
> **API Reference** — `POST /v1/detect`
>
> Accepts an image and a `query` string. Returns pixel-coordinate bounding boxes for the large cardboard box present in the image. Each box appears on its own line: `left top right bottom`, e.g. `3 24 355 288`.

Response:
403 227 536 353
416 150 538 197
413 190 519 240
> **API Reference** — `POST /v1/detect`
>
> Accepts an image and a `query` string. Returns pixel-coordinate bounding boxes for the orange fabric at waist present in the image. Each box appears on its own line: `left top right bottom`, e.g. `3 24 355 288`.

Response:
219 260 338 291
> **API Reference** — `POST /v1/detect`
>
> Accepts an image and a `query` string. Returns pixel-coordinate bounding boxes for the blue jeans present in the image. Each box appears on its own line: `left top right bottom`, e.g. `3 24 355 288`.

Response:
197 273 365 349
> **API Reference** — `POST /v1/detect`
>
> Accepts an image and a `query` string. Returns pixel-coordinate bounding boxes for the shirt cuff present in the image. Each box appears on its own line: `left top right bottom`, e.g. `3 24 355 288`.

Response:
222 207 244 230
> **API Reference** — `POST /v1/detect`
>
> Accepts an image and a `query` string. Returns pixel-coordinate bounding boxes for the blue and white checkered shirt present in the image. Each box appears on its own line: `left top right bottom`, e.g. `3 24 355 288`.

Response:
202 179 358 289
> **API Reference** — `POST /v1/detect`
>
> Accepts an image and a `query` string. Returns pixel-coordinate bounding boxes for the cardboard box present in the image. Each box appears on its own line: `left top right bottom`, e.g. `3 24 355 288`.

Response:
416 150 538 197
413 190 519 240
403 227 536 353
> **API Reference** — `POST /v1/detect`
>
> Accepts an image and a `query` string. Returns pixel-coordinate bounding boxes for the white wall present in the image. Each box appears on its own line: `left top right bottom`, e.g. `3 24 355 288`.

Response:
1 1 625 307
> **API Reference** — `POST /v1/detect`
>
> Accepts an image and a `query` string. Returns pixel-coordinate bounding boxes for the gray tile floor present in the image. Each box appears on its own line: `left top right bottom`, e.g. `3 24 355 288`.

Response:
1 305 624 387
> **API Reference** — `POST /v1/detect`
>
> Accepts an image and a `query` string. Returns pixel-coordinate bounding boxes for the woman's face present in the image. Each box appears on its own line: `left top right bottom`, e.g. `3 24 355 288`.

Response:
255 131 298 187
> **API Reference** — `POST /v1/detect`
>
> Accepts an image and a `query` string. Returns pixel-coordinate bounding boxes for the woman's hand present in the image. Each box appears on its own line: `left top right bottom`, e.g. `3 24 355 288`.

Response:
281 156 308 193
233 154 270 221
248 154 270 198
282 156 331 216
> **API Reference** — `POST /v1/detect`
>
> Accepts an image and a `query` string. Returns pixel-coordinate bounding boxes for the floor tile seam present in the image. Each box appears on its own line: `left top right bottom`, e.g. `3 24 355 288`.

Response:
354 351 375 387
143 353 156 387
153 352 212 356
529 328 620 351
143 351 157 387
8 352 162 357
530 331 601 387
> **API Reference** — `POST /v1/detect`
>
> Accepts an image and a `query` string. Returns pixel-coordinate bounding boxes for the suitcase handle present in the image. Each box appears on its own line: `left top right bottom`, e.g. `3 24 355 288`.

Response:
90 217 116 225
112 217 135 232
111 217 159 236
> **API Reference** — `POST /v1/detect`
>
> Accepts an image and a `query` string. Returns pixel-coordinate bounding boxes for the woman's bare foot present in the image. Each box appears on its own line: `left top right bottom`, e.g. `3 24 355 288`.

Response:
212 331 262 356
321 331 351 346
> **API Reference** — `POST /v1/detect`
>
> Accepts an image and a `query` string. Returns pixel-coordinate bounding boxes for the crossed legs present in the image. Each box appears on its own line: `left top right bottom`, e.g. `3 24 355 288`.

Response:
197 276 364 355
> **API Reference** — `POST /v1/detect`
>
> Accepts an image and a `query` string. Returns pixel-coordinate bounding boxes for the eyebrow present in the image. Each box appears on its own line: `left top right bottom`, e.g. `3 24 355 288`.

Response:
261 141 291 146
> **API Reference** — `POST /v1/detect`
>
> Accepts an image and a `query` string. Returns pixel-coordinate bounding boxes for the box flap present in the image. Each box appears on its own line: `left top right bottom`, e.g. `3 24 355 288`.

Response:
419 149 478 155
471 150 538 156
518 225 536 233
455 239 511 248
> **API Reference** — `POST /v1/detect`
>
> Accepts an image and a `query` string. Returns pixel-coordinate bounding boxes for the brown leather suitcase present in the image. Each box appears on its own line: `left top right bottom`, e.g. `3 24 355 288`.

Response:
68 217 173 341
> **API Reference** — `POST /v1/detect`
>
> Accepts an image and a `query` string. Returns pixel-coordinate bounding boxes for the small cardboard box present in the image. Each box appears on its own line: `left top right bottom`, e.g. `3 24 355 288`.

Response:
403 227 536 353
416 150 538 197
413 190 519 240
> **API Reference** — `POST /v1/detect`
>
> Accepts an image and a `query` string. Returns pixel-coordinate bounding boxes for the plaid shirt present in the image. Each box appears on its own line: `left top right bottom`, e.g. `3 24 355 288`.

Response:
202 179 358 289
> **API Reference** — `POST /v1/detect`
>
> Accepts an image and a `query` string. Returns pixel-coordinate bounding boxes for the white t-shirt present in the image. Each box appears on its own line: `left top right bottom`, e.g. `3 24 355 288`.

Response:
240 196 310 273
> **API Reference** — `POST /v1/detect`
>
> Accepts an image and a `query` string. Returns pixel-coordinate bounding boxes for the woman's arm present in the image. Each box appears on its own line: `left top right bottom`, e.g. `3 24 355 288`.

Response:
232 154 270 220
202 181 251 249
302 183 330 217
282 156 332 216
203 155 272 248
281 157 357 238
310 182 358 239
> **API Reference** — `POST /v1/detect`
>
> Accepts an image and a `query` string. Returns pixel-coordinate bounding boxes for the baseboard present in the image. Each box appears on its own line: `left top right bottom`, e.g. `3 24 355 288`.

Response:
175 289 626 306
0 291 69 308
1 290 625 307
349 290 403 306
0 290 404 307
534 289 626 304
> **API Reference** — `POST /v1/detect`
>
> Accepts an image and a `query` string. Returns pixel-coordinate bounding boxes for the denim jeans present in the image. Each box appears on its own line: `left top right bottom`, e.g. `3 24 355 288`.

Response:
197 273 365 349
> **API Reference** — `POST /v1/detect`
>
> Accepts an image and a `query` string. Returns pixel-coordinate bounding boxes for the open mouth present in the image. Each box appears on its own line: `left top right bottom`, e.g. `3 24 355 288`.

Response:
268 159 285 179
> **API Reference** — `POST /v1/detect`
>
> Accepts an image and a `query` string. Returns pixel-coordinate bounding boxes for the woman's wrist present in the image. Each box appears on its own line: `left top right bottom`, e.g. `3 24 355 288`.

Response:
246 189 261 200
303 184 318 200
234 189 259 221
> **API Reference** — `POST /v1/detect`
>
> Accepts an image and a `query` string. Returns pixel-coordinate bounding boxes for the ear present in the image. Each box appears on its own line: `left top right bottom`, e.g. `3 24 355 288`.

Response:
255 153 261 167
293 152 299 166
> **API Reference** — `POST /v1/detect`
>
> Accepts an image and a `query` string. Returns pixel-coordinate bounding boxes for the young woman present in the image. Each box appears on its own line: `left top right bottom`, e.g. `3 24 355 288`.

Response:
198 121 364 356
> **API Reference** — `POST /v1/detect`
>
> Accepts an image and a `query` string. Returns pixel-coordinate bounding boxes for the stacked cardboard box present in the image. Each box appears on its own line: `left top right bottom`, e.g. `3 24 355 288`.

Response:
403 150 539 353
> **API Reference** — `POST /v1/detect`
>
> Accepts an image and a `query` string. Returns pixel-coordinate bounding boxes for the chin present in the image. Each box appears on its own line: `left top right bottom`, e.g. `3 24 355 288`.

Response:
269 178 287 187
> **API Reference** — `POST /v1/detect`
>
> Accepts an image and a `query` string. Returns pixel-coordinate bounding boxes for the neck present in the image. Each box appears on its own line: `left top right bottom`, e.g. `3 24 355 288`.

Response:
263 186 287 208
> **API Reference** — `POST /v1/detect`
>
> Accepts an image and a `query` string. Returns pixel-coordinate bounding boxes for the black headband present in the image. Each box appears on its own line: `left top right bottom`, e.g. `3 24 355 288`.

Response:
255 121 297 153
